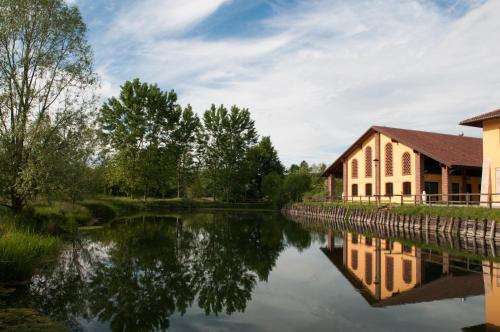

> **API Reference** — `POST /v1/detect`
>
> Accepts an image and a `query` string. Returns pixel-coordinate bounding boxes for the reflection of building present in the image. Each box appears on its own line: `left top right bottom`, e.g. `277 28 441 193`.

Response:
461 110 500 207
322 232 500 331
463 262 500 332
322 126 482 203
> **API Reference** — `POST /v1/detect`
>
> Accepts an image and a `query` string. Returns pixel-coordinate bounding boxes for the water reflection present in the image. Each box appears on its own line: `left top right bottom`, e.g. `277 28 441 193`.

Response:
322 231 500 332
4 213 500 331
9 213 311 331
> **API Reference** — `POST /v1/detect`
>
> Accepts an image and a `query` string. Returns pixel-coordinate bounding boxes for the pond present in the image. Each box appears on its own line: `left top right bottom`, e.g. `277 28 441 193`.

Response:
2 211 498 331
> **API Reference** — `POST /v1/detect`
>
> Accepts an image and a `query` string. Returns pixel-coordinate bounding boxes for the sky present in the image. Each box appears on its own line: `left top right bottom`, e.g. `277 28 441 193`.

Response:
70 0 500 166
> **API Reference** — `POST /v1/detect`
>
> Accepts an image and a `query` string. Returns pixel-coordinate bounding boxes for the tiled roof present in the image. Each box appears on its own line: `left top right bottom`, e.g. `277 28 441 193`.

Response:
322 126 482 177
460 109 500 128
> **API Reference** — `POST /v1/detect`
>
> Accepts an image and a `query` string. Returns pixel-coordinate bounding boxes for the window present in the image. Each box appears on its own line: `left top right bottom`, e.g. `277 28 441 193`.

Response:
365 183 372 196
352 184 358 196
385 240 393 251
386 183 393 197
386 257 394 291
365 147 373 177
385 143 393 176
365 253 373 285
403 244 412 253
402 152 412 175
351 159 358 179
452 183 460 201
365 237 372 246
403 182 412 196
352 234 358 244
351 250 358 270
403 260 412 284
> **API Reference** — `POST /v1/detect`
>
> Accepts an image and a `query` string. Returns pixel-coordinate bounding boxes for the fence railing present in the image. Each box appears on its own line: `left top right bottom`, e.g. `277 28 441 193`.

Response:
304 193 500 208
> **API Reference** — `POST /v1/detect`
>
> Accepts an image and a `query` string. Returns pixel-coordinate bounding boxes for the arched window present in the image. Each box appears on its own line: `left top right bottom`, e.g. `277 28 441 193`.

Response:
386 257 394 291
402 152 412 175
365 253 373 285
351 250 358 270
385 143 393 176
365 147 372 177
351 159 358 179
403 260 412 284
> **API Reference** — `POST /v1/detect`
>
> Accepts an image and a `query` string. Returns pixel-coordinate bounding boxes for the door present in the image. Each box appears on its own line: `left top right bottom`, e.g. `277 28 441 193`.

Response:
424 182 439 202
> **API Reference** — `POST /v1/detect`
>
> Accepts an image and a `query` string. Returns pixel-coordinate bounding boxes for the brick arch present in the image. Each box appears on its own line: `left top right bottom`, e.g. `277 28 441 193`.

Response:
365 146 372 178
402 152 412 175
351 159 358 179
385 143 393 176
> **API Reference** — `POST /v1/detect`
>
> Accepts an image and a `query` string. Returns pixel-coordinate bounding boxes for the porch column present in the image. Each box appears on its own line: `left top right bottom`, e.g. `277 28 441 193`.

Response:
375 133 381 202
327 175 335 201
441 165 451 202
343 159 348 201
461 168 467 202
415 152 425 203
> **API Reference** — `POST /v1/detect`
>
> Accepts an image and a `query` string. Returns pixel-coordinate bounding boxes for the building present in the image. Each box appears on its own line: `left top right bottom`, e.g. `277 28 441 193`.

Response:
322 126 483 203
460 109 500 207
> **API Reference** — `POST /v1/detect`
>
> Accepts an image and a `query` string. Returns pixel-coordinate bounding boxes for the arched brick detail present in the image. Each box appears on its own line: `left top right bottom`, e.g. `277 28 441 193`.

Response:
351 159 358 179
365 146 372 178
385 143 393 176
402 152 412 175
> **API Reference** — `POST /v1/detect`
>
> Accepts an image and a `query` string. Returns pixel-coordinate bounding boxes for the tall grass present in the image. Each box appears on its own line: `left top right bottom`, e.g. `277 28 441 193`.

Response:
0 211 61 281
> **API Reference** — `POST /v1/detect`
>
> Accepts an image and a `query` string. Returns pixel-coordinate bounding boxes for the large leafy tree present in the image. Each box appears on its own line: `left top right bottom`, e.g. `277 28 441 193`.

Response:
172 105 200 198
0 0 96 211
244 136 284 199
98 79 179 199
198 105 257 201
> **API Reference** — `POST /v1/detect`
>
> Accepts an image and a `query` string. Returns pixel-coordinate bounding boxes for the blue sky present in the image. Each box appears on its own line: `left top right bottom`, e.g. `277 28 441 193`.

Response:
69 0 498 166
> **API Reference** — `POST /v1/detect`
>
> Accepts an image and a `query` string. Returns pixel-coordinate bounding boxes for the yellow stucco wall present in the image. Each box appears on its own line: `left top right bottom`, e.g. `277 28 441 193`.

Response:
380 133 416 198
483 118 500 203
345 133 416 200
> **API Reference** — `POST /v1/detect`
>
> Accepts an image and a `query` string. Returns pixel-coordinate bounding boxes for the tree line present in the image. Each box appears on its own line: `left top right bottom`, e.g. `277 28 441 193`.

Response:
0 0 326 211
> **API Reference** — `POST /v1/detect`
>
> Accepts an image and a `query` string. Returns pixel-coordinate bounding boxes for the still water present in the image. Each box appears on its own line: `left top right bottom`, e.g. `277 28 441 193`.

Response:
3 212 499 331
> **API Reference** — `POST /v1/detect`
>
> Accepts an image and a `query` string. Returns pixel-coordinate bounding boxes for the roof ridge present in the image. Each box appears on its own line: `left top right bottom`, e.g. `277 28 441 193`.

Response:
372 125 481 140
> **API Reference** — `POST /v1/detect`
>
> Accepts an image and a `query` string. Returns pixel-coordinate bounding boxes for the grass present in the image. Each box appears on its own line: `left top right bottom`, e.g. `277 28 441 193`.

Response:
301 201 500 221
0 213 60 281
81 195 275 220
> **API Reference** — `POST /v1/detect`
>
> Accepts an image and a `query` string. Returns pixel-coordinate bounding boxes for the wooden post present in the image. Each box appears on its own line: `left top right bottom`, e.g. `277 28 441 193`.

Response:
400 195 403 206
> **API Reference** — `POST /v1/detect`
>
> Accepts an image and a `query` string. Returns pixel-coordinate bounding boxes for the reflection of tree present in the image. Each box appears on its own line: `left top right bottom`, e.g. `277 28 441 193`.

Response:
20 213 311 331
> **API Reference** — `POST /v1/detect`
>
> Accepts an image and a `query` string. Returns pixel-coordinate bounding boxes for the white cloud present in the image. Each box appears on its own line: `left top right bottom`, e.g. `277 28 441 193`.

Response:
95 0 500 166
106 0 230 40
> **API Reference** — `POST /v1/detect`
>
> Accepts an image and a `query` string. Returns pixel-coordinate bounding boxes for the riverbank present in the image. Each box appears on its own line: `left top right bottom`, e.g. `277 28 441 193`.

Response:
301 201 500 221
0 197 275 283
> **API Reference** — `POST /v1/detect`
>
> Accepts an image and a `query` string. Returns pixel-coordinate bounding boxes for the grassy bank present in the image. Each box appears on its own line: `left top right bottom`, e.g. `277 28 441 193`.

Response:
81 196 275 221
0 211 61 282
301 201 500 221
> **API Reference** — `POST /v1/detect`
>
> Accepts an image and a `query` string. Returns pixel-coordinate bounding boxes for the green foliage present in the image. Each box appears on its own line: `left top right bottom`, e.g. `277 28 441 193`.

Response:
244 136 285 199
0 214 61 281
0 0 96 211
198 104 258 201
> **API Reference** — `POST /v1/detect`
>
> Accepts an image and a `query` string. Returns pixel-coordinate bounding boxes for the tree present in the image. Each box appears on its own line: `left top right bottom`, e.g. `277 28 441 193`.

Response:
198 105 257 201
172 105 200 198
98 79 179 199
0 0 96 211
244 136 284 199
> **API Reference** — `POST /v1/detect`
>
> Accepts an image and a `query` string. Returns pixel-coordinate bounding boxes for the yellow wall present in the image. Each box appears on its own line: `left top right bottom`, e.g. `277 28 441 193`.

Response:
483 118 500 204
345 133 416 200
380 134 416 198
